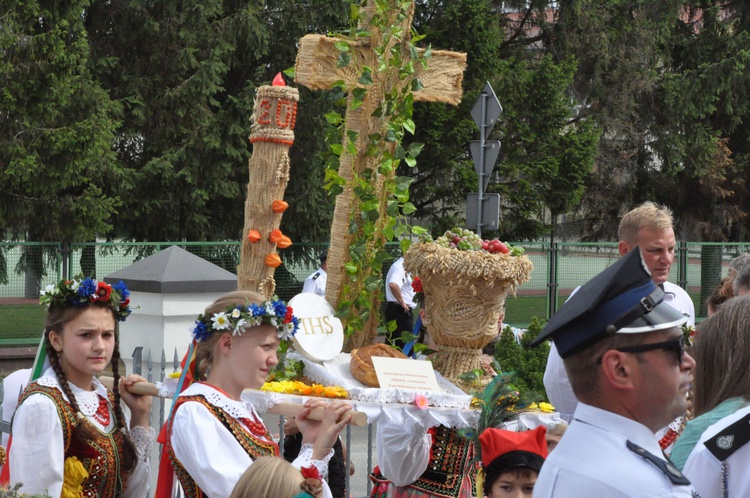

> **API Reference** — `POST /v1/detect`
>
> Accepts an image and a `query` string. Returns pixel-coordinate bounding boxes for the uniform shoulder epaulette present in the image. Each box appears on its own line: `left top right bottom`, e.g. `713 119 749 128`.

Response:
626 440 690 485
311 272 321 281
704 411 750 462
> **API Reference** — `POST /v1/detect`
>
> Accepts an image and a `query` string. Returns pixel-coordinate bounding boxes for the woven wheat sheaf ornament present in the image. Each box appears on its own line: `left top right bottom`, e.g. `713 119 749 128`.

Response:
404 243 533 391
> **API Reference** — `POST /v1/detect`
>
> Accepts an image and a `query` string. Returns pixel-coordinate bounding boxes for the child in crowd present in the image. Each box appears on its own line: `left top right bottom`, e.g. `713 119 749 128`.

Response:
543 423 567 452
8 276 154 497
160 290 352 498
230 455 323 498
478 426 548 498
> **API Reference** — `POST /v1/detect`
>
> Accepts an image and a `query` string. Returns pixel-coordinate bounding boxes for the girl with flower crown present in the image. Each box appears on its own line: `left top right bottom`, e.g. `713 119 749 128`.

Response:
160 290 352 498
230 456 324 498
7 276 154 497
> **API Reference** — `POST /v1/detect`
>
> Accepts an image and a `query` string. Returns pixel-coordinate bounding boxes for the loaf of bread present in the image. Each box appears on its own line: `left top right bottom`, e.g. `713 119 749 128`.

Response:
349 343 408 387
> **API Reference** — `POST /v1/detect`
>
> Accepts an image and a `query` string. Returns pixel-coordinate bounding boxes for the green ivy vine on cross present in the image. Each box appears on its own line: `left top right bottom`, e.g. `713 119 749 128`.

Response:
290 0 430 339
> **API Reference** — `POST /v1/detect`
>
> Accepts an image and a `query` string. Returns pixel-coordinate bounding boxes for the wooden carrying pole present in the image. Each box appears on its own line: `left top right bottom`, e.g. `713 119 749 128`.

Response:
98 376 367 427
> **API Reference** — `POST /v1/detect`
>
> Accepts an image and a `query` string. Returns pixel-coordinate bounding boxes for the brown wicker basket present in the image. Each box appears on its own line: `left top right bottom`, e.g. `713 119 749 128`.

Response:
404 242 533 390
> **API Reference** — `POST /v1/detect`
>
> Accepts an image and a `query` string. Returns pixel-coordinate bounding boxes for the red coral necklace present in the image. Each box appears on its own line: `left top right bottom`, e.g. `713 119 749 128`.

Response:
93 396 111 426
239 415 268 437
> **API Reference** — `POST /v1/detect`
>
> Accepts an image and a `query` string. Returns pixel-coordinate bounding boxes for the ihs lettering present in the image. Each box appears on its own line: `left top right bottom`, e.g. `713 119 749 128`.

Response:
300 316 334 335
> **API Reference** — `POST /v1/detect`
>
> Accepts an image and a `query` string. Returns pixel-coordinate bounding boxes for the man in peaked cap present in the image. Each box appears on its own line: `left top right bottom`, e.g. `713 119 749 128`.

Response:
531 248 698 497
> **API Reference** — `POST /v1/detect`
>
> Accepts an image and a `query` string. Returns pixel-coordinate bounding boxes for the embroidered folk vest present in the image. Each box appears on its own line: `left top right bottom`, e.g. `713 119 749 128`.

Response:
370 425 478 498
410 425 478 497
166 394 280 498
19 383 129 497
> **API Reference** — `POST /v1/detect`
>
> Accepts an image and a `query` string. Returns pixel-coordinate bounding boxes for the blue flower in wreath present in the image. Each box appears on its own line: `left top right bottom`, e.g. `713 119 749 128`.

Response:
271 300 287 318
112 280 130 300
193 320 210 342
77 277 97 299
249 303 265 317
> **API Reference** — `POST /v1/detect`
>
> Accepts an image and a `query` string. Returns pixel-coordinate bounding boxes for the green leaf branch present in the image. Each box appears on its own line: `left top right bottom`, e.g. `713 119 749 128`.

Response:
323 0 430 339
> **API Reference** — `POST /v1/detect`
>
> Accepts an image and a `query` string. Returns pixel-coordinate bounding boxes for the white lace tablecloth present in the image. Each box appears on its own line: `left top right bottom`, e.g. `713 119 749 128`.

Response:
157 352 565 431
247 352 478 428
243 389 480 429
288 352 472 408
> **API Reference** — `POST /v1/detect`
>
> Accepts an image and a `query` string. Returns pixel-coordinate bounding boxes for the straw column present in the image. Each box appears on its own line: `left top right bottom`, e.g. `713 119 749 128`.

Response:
237 77 299 298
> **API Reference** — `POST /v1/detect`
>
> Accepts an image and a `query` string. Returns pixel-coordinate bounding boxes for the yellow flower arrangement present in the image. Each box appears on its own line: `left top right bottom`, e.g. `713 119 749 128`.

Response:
470 398 556 414
528 402 555 413
261 380 348 399
264 380 349 399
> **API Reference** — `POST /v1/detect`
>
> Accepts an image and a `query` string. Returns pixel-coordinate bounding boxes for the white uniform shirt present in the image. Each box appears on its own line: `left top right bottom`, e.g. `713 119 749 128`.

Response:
534 403 695 498
170 382 334 498
543 281 695 422
662 281 696 326
9 368 153 497
683 404 750 498
302 267 327 297
385 257 415 308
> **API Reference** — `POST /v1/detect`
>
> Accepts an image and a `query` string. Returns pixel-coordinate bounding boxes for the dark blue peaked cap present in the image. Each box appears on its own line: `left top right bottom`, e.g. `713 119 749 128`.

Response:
531 248 687 358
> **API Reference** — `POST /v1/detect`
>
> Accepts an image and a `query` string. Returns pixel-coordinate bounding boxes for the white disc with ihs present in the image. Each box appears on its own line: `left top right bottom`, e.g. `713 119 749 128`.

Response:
288 293 344 362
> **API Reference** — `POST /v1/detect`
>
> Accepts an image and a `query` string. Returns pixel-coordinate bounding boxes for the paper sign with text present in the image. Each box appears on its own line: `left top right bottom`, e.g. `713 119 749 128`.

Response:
371 357 440 392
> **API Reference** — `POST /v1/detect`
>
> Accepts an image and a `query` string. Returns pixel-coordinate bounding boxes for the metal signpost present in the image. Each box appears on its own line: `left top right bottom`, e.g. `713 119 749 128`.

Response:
468 81 502 237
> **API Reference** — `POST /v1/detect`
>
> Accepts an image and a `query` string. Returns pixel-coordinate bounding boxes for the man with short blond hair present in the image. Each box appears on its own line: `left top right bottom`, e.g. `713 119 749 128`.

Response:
618 201 673 247
544 201 695 421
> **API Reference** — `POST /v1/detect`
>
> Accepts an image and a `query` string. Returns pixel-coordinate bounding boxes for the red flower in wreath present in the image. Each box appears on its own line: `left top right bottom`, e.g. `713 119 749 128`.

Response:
95 282 112 302
411 276 423 294
284 306 294 324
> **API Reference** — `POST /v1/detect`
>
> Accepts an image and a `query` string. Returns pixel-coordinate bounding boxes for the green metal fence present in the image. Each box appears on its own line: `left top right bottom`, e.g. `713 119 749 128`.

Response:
1 241 747 344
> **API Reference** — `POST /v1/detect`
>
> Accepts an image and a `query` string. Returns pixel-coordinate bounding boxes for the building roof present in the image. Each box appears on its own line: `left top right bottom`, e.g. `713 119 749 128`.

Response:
104 245 237 294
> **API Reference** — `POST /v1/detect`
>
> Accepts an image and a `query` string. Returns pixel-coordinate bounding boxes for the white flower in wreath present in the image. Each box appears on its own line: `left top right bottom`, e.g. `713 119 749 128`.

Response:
231 308 242 319
211 312 231 330
69 279 80 292
233 318 247 336
41 284 58 296
278 324 295 342
265 302 276 315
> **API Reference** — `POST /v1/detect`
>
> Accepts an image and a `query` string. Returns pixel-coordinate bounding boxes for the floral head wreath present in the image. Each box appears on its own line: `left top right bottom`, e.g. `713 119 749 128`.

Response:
293 466 322 498
192 297 299 342
40 275 132 322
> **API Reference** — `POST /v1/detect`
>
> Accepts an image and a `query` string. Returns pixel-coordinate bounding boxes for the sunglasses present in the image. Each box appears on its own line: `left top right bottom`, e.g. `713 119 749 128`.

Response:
598 336 686 364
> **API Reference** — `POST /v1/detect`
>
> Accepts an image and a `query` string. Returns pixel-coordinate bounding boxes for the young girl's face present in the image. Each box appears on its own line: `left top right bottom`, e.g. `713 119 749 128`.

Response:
49 306 116 389
487 470 537 498
227 324 280 390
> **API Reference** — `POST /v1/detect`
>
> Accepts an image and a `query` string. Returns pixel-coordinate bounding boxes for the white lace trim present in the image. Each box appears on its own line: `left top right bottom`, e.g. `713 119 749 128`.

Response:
36 368 111 421
130 425 156 460
180 382 259 420
294 443 333 480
